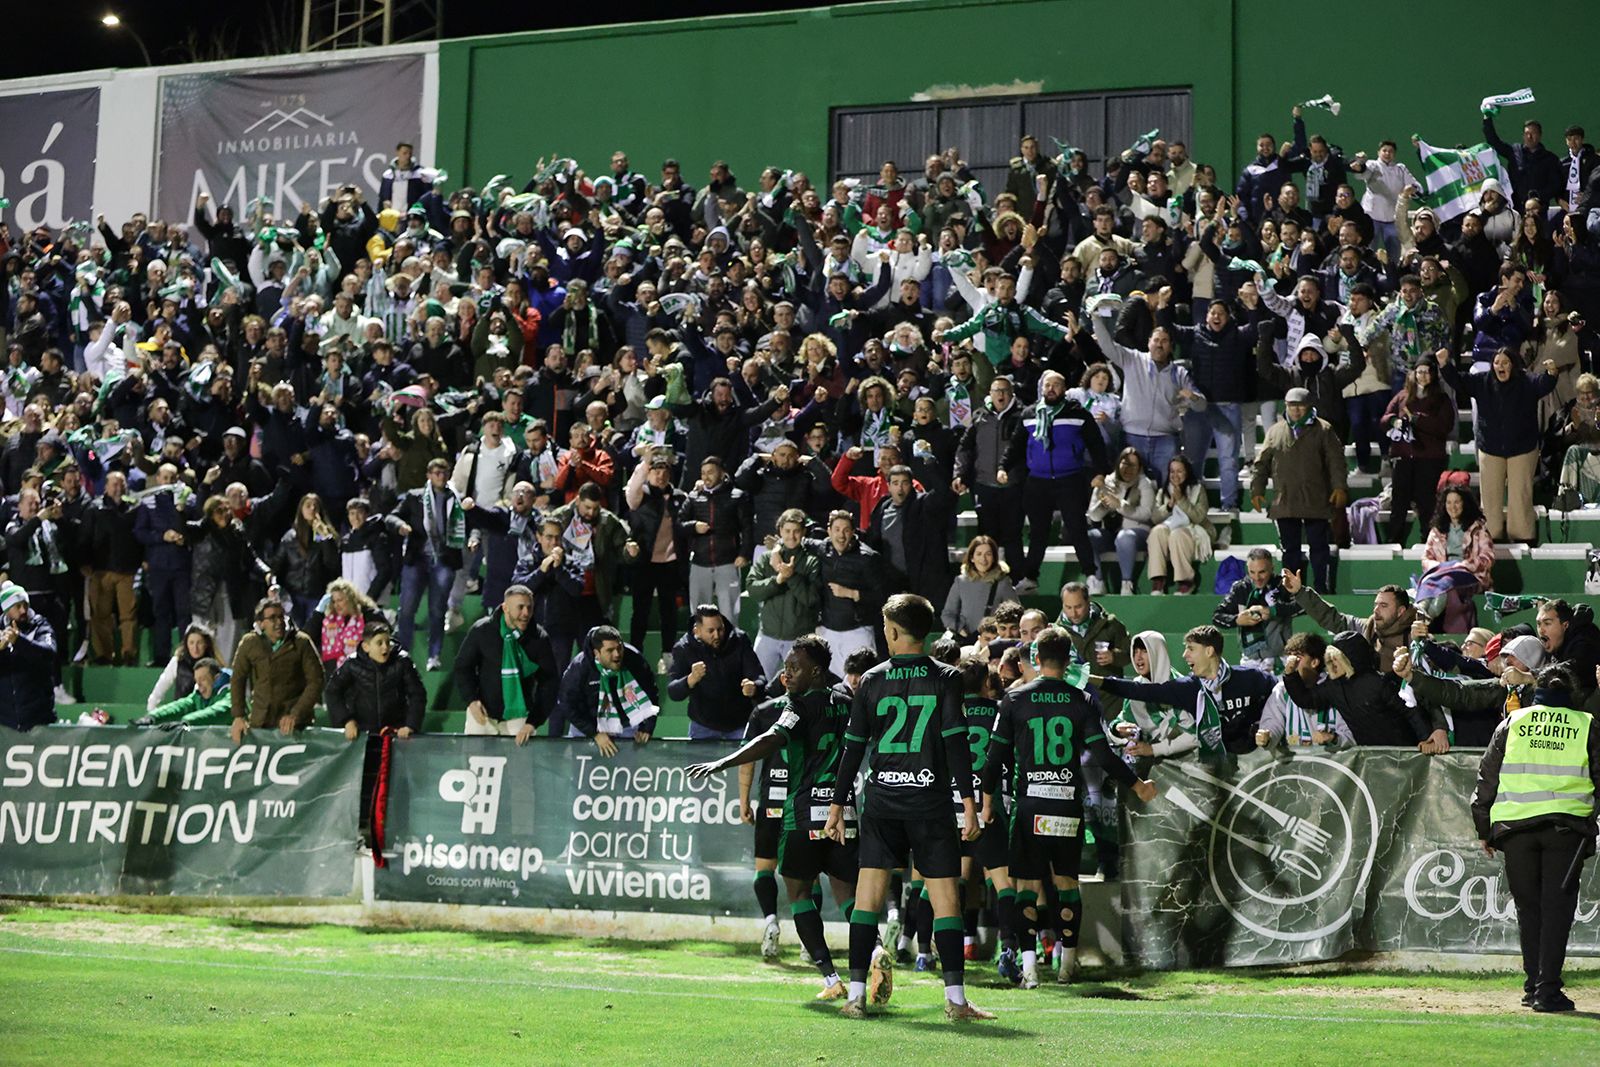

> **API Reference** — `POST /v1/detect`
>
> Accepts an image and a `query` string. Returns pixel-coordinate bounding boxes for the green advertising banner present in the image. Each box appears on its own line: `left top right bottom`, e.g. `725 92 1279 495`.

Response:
373 738 755 913
0 726 363 898
1121 749 1600 968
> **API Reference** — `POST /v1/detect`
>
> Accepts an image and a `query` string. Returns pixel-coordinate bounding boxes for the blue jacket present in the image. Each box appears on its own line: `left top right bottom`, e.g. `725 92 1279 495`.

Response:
1001 397 1109 481
133 488 198 572
1235 150 1295 224
1469 290 1534 361
0 609 57 731
1443 361 1556 458
303 405 362 505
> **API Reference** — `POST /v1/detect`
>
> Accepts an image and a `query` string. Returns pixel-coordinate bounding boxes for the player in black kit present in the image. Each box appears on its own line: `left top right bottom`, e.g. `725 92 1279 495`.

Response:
740 694 788 960
824 593 994 1022
952 655 1026 984
983 627 1158 986
689 635 860 1001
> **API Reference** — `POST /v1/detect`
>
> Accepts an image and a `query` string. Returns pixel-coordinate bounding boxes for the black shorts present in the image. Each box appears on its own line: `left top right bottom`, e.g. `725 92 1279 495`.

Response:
777 827 860 884
858 812 962 879
1008 810 1085 881
753 811 782 861
963 817 1011 872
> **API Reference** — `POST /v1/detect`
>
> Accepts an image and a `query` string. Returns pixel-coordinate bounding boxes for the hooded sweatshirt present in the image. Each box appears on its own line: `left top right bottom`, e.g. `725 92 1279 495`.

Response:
1111 630 1197 756
1282 631 1429 747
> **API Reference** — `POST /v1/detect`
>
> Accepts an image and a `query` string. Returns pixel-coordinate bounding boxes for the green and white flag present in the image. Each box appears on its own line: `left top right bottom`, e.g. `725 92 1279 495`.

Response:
1480 87 1535 115
1414 138 1508 222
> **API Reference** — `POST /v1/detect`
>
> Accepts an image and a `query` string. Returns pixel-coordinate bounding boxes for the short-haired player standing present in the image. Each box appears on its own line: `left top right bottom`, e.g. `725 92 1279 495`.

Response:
824 593 993 1022
983 626 1158 985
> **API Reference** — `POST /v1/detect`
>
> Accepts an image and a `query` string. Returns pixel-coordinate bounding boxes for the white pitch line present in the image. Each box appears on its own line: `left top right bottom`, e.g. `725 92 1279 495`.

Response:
0 942 1585 1033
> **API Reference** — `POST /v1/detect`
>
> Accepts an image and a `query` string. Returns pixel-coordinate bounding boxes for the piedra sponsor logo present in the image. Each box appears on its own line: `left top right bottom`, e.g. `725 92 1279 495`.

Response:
874 768 937 788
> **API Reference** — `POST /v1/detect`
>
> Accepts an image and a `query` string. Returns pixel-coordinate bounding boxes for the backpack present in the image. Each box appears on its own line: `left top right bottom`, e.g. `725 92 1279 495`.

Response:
1213 555 1245 596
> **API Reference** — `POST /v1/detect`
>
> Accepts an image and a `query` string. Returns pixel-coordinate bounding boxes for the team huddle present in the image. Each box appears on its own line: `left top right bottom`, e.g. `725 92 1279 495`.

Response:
689 592 1158 1021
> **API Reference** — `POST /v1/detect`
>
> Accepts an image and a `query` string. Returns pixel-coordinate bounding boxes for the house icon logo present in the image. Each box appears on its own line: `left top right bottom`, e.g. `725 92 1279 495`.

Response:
243 107 333 134
438 756 508 835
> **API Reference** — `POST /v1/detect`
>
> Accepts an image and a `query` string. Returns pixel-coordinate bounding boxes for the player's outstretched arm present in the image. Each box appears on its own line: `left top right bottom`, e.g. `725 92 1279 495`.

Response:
686 729 785 781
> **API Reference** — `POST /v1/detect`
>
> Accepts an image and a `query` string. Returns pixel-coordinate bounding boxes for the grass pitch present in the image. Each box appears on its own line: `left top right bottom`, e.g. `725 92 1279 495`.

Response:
1 905 1596 1066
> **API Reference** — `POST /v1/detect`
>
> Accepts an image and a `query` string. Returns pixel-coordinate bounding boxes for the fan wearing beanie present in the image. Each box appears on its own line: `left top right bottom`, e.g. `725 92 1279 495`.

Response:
0 582 60 732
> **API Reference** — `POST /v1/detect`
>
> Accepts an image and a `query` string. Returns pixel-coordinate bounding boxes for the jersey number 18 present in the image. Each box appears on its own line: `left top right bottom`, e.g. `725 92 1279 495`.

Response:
1026 715 1075 766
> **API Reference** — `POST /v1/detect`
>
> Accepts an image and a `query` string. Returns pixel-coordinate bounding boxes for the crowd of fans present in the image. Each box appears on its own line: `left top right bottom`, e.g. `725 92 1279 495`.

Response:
4 104 1600 751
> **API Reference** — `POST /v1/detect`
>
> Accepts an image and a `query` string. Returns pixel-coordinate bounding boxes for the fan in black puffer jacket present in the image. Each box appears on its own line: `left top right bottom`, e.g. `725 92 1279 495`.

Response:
325 639 426 734
1283 630 1433 748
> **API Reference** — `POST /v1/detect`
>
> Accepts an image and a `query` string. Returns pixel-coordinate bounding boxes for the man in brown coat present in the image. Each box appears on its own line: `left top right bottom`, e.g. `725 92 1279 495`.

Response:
229 598 324 743
1249 386 1346 592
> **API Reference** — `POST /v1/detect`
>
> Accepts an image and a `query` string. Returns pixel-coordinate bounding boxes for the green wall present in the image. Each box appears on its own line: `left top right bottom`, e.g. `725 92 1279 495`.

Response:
436 0 1600 199
437 0 1230 190
1231 0 1600 185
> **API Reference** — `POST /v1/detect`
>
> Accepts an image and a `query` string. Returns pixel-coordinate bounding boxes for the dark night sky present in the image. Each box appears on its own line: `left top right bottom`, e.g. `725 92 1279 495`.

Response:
10 1 864 78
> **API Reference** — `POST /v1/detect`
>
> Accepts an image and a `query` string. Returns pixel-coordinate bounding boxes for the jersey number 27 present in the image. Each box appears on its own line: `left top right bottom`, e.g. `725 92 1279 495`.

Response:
875 695 937 754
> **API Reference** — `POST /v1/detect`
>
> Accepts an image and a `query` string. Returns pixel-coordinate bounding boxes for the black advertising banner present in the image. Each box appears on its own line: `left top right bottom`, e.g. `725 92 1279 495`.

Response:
373 738 755 913
155 56 423 221
0 726 363 898
1121 749 1600 967
0 88 100 232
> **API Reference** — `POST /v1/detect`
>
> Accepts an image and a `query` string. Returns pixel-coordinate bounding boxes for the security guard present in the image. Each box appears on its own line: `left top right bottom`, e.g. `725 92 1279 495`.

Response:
1472 665 1600 1013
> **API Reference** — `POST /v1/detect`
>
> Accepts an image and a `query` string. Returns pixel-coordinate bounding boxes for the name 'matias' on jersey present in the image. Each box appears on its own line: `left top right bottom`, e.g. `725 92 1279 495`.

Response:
772 685 856 833
983 676 1136 823
839 654 972 821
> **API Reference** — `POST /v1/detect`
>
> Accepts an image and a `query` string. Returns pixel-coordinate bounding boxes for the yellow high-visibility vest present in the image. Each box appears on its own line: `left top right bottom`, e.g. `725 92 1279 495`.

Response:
1490 705 1595 824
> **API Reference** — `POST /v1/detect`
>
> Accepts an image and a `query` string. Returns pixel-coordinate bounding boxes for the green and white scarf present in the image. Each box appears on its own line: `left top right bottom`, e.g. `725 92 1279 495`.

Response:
1032 396 1066 445
1485 592 1542 624
500 614 537 719
1125 128 1160 159
1195 664 1231 756
1286 405 1318 439
1480 88 1535 114
26 520 68 575
561 307 601 355
424 485 468 552
860 407 893 450
946 377 973 428
598 663 652 727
